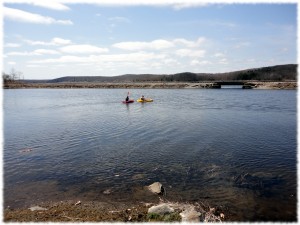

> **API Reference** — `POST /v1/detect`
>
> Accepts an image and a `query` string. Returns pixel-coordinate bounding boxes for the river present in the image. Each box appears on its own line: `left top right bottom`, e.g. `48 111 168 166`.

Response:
3 88 297 221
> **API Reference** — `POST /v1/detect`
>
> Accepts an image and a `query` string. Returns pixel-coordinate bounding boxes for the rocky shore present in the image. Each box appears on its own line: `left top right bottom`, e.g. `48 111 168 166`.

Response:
3 81 297 89
4 182 227 222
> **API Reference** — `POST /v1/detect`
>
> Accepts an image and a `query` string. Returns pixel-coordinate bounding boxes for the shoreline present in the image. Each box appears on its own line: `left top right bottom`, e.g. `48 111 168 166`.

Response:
4 185 229 222
3 81 297 89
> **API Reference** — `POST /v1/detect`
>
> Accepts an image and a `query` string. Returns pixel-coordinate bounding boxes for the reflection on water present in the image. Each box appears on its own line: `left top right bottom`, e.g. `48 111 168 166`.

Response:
4 89 297 221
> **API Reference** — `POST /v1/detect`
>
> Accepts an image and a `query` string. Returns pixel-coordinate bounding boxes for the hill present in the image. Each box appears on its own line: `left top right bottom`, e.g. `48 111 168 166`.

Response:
23 64 297 83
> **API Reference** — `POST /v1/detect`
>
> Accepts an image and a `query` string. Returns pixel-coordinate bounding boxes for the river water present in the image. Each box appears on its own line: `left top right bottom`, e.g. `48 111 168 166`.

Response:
3 88 297 221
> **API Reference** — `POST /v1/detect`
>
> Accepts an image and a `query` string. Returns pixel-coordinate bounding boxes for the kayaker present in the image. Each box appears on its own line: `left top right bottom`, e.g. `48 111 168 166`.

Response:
125 95 129 101
141 95 145 101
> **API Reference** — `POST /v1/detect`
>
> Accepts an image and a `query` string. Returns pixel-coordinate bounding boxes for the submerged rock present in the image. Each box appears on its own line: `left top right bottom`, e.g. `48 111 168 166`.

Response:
147 182 164 195
148 203 174 215
234 173 283 191
132 173 146 180
234 173 263 189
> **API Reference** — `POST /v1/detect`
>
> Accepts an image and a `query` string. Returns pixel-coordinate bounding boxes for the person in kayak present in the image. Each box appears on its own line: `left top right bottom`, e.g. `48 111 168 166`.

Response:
125 92 130 102
141 95 145 101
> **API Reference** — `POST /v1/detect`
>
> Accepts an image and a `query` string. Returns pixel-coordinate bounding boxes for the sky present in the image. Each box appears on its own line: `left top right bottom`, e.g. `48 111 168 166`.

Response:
2 0 298 80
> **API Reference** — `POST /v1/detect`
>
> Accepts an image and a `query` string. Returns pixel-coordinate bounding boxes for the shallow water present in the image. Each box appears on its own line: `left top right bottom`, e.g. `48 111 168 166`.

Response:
3 88 297 221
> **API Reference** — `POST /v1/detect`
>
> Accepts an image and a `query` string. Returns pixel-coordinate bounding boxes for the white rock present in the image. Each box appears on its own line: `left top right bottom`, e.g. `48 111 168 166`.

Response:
148 203 174 215
147 182 163 194
180 206 201 222
28 206 47 211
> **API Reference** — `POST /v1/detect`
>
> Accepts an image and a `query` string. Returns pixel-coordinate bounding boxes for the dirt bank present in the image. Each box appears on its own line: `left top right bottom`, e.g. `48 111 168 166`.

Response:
4 199 229 222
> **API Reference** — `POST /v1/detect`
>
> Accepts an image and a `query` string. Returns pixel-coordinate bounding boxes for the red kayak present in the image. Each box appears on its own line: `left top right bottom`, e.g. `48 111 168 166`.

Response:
122 100 134 104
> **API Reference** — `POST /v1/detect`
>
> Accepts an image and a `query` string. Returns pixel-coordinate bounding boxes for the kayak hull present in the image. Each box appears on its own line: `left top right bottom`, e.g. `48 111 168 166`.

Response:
122 100 134 104
137 98 153 102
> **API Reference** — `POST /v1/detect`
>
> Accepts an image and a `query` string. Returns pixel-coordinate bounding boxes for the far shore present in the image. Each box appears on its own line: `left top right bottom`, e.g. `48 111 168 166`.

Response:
3 81 297 89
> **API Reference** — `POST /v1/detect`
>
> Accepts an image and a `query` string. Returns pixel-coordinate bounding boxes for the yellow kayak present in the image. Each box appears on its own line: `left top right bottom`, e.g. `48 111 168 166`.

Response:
137 98 153 102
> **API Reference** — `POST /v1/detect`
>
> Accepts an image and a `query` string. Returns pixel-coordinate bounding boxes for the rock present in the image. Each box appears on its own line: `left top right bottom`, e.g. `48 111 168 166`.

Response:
180 206 201 222
75 201 81 206
103 189 111 194
148 203 174 215
147 182 164 195
28 206 47 211
132 173 145 180
234 173 263 189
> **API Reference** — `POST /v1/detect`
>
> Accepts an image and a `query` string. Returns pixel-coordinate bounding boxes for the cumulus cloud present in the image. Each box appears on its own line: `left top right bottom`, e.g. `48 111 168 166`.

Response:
113 39 175 51
3 7 73 25
33 49 61 55
4 0 70 10
174 37 206 47
6 51 39 56
5 0 209 10
175 49 206 57
219 58 228 64
29 52 165 64
7 49 60 56
59 45 109 54
190 60 211 66
25 37 72 46
113 37 206 51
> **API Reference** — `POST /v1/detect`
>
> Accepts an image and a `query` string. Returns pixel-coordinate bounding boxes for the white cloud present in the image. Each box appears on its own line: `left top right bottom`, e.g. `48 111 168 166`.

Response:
25 37 72 46
52 38 72 45
5 0 210 9
214 52 225 57
59 45 109 54
175 49 206 57
6 49 60 56
33 49 61 55
172 2 209 10
29 52 166 64
26 64 43 68
6 51 39 56
7 61 17 65
174 37 205 47
31 1 70 10
219 58 228 64
4 0 70 10
190 60 211 66
4 43 21 48
113 37 206 51
113 39 175 51
3 7 73 25
173 38 195 47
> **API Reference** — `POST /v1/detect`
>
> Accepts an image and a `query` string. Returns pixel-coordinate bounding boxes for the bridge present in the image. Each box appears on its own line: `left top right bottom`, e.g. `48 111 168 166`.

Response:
211 81 254 89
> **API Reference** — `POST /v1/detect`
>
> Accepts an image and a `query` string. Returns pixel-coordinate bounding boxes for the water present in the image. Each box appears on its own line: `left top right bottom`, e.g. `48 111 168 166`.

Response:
3 89 297 221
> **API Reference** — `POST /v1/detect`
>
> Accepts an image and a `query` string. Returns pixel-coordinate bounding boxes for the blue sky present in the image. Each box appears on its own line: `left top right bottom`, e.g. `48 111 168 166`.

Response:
2 0 298 79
